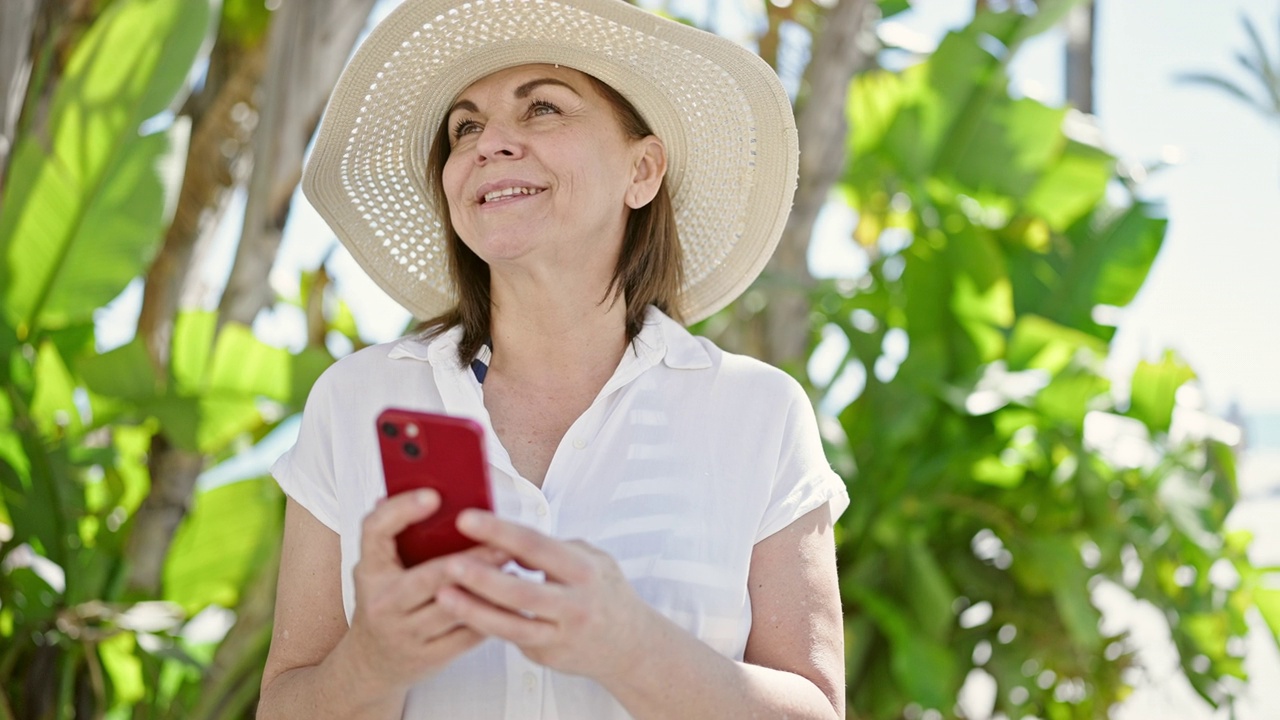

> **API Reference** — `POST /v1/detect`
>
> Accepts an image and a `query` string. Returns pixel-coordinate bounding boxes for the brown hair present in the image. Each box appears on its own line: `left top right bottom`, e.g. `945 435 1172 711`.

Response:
419 72 684 366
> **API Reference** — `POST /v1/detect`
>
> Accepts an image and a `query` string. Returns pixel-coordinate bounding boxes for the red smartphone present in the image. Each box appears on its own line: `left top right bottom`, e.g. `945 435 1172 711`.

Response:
376 408 494 566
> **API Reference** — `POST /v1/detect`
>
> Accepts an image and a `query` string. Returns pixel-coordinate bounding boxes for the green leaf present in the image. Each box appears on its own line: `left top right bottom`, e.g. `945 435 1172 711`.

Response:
947 227 1014 362
77 338 160 402
99 632 145 708
31 340 84 438
1006 315 1107 374
1034 367 1108 429
0 0 209 332
196 396 264 454
164 477 282 614
1256 587 1280 642
1013 202 1167 337
904 535 957 640
856 587 961 710
1088 206 1168 309
221 0 274 47
0 428 74 566
170 311 217 394
207 323 292 401
1023 140 1114 231
876 0 911 20
289 347 335 409
1129 351 1195 435
1 566 60 626
951 98 1066 199
144 394 261 454
971 454 1025 487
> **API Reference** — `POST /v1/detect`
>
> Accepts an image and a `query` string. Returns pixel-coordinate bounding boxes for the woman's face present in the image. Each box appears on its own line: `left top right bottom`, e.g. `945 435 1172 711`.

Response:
440 64 664 278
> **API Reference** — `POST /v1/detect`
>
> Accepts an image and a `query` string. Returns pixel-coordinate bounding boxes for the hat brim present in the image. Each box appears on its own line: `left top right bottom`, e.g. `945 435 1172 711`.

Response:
303 0 799 324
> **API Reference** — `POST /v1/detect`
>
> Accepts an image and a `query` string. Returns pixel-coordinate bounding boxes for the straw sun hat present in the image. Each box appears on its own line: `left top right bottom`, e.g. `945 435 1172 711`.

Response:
302 0 799 324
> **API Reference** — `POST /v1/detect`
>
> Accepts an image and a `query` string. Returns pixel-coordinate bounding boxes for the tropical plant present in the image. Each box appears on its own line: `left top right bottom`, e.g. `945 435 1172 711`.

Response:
1179 11 1280 127
2 0 1277 719
802 3 1280 718
0 0 372 717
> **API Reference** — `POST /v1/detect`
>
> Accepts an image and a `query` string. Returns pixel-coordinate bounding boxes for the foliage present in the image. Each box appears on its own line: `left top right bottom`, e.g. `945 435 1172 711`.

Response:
1 0 1276 718
0 1 332 718
819 4 1280 719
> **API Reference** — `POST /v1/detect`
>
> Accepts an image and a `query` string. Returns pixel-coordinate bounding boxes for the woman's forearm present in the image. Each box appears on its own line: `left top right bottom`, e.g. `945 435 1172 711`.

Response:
257 634 408 720
600 608 842 720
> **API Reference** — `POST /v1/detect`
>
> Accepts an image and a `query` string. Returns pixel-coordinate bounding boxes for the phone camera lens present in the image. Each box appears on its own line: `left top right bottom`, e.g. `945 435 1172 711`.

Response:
381 422 398 438
403 442 421 458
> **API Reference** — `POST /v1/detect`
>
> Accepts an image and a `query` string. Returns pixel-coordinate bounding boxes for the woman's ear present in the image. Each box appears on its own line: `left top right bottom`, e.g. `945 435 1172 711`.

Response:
626 136 667 209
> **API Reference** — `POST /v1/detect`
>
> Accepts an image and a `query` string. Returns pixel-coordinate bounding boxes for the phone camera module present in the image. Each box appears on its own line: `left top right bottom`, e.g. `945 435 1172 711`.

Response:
381 422 398 438
403 442 421 459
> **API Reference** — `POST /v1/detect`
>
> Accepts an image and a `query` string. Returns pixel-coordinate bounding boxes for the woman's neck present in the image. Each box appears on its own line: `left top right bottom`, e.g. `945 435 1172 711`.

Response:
486 281 630 387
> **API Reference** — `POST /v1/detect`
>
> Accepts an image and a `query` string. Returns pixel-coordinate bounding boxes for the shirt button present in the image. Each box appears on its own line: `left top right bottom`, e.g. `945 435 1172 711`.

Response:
535 505 548 517
523 671 537 690
573 439 586 449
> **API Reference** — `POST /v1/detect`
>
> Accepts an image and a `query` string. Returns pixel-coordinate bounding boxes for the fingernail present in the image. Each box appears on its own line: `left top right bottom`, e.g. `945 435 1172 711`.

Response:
416 489 436 506
457 510 481 531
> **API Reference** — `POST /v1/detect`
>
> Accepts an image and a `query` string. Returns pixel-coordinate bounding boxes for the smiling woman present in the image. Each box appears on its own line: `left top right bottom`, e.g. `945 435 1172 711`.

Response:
257 1 849 719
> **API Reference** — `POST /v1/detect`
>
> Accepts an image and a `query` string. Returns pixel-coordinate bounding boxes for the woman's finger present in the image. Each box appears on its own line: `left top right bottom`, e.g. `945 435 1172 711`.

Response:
395 544 511 613
359 490 441 569
418 623 488 663
445 556 567 620
455 511 590 584
436 584 558 647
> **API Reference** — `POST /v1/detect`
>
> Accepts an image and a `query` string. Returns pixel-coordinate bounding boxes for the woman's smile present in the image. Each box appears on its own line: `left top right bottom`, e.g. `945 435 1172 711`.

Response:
475 180 548 207
441 65 642 264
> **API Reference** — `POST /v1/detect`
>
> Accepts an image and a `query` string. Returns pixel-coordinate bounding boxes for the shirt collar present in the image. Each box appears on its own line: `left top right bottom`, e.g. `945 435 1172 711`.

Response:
635 306 712 370
387 306 712 371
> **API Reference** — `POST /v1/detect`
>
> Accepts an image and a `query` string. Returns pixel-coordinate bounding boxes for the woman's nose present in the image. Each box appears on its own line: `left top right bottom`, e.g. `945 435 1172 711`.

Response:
475 120 523 162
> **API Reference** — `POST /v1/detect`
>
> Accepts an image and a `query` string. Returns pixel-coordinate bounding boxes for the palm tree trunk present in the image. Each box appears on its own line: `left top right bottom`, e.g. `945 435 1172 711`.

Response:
751 0 877 368
0 0 41 192
218 0 379 328
1065 2 1096 113
128 0 377 597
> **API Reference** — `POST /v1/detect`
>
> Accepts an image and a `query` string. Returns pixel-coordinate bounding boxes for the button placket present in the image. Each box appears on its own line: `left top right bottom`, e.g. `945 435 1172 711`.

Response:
504 641 544 720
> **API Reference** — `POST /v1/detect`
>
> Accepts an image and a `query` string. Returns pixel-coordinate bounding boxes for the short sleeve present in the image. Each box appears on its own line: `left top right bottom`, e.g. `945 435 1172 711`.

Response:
755 377 850 543
270 369 342 532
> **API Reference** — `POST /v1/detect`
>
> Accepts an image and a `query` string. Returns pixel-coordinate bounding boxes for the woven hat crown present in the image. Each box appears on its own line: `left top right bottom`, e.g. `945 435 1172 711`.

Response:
303 0 799 324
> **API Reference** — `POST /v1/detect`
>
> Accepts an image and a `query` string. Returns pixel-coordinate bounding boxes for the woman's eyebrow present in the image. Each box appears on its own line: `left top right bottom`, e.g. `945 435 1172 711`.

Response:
446 77 580 122
514 77 580 98
446 99 479 120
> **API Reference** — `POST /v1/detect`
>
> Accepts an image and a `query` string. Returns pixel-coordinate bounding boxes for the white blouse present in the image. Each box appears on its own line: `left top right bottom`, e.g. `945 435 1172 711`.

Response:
271 307 849 720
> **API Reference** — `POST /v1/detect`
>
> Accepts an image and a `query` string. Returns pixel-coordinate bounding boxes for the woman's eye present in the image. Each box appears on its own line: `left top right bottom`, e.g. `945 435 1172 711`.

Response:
529 100 560 117
452 119 480 139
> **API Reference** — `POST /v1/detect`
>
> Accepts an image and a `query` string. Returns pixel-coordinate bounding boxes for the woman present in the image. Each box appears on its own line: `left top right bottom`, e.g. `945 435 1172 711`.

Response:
259 0 849 718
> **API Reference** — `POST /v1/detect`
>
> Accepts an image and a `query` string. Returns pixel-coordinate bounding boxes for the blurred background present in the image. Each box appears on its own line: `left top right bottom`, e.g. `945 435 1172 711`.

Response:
1 0 1277 718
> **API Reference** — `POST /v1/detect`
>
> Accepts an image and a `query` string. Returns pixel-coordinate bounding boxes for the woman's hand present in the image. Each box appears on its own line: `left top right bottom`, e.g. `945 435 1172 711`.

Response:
343 490 510 694
434 510 661 683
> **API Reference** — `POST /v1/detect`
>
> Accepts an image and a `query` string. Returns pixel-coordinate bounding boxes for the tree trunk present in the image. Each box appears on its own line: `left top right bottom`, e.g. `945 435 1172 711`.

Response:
218 0 379 328
136 41 268 371
0 0 41 192
123 434 205 595
1065 2 1096 113
740 0 876 368
128 0 376 597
